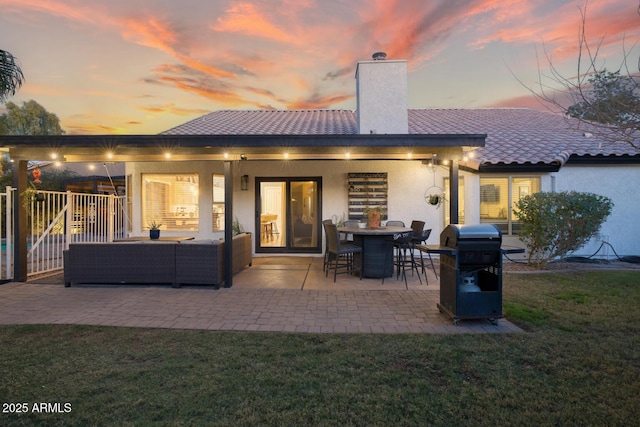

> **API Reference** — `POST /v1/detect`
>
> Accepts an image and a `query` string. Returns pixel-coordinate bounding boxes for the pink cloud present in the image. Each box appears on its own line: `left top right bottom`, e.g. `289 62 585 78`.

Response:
211 2 298 44
0 0 104 25
138 104 210 116
467 0 640 61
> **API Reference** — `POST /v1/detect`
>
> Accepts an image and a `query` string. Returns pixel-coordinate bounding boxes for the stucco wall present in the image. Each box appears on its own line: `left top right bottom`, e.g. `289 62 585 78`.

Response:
553 164 640 257
355 60 408 134
126 160 451 248
126 160 638 258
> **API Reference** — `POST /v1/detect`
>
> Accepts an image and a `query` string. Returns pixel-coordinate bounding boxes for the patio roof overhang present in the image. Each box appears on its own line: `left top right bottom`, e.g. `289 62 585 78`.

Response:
1 133 486 162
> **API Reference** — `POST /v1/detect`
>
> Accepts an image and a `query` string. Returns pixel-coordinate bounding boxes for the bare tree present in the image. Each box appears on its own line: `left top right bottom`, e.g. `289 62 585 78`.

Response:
0 50 25 103
519 3 639 149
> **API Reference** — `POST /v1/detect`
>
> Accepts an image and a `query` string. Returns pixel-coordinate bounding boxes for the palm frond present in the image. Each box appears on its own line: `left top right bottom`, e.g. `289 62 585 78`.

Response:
0 49 25 103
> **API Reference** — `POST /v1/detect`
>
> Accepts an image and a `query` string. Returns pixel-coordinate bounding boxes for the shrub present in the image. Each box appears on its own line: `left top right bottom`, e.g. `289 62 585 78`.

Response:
513 191 613 268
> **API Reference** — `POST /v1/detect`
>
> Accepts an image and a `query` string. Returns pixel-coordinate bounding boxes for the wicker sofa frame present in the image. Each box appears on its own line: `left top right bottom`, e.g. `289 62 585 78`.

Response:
63 233 252 288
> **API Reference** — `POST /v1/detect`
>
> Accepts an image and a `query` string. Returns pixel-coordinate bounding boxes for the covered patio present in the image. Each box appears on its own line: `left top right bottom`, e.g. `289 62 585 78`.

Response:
2 133 485 285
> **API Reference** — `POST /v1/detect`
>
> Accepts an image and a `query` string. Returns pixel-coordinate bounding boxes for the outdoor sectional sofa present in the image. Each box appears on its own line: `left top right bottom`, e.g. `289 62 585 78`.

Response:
63 232 252 288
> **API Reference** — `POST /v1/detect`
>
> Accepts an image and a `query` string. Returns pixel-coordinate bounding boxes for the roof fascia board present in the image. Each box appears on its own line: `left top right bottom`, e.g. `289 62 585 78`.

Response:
1 133 486 149
565 154 640 165
478 163 561 173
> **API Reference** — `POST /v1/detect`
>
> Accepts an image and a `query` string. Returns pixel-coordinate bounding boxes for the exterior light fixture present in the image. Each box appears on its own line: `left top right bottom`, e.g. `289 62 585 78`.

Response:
106 151 114 159
407 152 413 159
283 152 289 159
345 152 351 159
223 152 229 159
50 153 58 160
241 175 249 191
164 152 171 159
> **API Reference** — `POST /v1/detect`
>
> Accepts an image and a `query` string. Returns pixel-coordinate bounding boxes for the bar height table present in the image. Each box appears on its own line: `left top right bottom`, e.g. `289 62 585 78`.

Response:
338 226 412 278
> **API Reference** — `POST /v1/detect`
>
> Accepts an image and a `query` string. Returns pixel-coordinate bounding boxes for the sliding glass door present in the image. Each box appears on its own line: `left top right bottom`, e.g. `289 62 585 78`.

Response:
256 177 322 253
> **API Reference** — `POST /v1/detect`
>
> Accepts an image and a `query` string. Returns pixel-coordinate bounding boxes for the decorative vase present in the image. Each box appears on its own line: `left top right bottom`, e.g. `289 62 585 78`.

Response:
150 229 160 240
368 211 381 228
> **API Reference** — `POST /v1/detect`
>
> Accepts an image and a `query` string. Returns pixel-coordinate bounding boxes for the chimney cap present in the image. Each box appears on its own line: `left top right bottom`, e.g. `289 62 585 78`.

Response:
372 52 387 60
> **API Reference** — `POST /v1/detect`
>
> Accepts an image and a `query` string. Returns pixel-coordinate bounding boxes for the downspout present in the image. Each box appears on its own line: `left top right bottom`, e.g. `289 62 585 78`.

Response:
224 160 233 287
12 159 27 282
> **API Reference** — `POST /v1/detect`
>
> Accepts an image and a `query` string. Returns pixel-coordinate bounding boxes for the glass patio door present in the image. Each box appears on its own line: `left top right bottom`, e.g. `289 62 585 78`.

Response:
256 177 322 253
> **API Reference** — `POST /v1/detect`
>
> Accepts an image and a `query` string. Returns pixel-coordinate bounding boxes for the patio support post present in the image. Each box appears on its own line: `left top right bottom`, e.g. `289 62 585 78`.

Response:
223 160 233 287
449 159 459 225
13 159 28 282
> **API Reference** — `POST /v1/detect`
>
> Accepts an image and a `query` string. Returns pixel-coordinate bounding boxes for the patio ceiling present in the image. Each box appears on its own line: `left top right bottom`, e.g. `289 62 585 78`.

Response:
1 133 485 162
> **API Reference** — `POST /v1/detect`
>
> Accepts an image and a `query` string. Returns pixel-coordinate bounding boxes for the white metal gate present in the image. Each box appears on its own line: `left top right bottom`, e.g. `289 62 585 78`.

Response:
0 187 128 280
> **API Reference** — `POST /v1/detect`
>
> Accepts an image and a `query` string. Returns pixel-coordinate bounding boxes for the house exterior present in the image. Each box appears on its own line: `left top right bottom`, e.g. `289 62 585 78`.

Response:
133 57 639 259
3 54 639 282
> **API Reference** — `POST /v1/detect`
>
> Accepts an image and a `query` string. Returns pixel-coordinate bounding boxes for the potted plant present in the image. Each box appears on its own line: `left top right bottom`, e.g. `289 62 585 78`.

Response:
20 183 45 210
363 206 386 228
232 216 245 236
427 194 444 208
148 221 162 240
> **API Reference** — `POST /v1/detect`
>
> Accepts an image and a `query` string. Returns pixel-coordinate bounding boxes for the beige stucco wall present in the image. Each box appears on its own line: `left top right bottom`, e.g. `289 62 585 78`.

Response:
126 160 640 258
552 164 640 257
126 160 456 249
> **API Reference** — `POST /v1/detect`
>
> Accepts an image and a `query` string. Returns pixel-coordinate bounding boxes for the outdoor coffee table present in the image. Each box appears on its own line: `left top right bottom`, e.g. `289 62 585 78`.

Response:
113 236 195 242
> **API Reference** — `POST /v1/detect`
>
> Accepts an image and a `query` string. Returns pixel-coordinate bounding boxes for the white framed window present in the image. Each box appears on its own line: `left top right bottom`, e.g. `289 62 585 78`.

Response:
142 174 199 231
212 174 225 231
480 176 540 235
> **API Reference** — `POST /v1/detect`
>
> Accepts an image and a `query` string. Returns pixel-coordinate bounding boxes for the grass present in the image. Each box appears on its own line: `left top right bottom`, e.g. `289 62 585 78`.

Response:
1 271 639 426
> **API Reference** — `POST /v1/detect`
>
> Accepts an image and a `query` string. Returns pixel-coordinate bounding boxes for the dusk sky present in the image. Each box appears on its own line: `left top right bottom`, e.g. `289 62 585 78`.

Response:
1 0 638 135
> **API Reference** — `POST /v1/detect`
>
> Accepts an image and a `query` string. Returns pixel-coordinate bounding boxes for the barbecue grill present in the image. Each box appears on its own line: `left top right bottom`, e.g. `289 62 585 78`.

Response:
437 224 523 325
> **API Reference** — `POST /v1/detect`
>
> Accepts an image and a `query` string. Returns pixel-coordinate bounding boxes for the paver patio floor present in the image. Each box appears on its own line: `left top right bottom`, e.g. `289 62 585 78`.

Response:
0 256 523 334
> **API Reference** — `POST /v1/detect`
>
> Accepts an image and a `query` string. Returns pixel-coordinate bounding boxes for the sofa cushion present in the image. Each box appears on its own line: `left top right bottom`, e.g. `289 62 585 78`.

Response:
179 239 217 245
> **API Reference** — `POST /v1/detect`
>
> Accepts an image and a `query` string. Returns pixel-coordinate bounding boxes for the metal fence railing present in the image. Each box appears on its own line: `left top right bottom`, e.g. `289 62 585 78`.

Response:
0 188 128 280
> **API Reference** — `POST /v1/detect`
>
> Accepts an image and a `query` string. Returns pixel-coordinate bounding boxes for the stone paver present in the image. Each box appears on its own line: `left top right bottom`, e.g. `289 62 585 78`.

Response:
0 256 524 334
0 284 522 334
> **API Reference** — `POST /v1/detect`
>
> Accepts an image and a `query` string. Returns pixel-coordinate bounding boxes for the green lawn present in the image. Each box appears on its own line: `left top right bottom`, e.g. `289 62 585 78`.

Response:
1 271 639 426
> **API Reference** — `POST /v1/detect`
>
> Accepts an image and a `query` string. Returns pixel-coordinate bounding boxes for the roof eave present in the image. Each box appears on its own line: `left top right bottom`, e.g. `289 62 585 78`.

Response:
1 133 486 162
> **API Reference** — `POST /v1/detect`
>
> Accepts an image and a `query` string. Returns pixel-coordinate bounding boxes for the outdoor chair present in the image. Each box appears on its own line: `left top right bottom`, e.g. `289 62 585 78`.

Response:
385 220 405 227
385 221 406 274
409 220 431 284
413 228 437 280
323 219 358 271
324 221 362 282
322 219 334 272
340 220 359 243
384 230 421 288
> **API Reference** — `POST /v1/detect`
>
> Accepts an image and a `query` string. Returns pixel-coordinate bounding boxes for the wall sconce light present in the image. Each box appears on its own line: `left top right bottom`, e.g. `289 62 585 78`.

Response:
241 175 249 191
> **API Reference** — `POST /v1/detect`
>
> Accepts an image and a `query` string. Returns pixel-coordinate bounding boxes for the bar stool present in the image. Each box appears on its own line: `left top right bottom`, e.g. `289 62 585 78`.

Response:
386 231 421 288
324 221 362 282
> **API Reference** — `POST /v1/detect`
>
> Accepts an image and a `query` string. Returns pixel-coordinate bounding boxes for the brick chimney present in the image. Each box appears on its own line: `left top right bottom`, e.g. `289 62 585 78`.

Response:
355 52 408 134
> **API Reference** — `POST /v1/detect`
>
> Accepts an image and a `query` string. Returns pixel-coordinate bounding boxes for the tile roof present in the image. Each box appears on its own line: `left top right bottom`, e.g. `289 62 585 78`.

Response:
162 108 640 168
162 110 358 135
